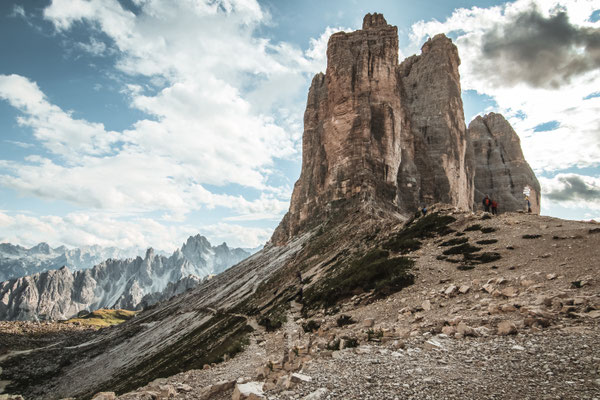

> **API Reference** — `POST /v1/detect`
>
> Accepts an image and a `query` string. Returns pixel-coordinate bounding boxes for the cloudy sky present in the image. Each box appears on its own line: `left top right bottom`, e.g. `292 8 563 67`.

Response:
0 0 598 251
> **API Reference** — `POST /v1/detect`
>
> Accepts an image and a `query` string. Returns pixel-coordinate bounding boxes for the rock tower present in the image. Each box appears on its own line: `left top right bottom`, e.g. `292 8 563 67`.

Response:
469 113 541 213
272 13 538 244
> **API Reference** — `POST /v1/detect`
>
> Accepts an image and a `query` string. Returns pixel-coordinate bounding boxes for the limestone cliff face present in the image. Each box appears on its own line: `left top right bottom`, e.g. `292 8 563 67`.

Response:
469 113 540 213
397 34 473 213
272 14 474 244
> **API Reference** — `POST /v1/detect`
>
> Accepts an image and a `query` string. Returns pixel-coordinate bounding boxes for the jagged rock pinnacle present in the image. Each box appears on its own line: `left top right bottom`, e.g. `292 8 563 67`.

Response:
271 13 537 245
469 112 540 213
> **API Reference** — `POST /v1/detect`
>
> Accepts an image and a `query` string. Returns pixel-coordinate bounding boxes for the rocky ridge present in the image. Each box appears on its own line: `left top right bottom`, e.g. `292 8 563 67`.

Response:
0 235 249 321
0 242 142 282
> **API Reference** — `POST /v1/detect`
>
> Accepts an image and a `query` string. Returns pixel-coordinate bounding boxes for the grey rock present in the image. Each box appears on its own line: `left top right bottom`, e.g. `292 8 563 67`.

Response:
0 235 249 320
469 112 540 213
271 15 476 244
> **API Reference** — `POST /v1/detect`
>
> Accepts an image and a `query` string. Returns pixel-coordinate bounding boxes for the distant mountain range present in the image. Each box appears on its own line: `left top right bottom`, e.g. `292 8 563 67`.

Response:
0 242 143 282
0 235 250 321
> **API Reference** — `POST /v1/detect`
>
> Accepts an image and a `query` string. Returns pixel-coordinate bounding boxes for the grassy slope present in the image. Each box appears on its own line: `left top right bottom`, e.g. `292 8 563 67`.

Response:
66 309 138 327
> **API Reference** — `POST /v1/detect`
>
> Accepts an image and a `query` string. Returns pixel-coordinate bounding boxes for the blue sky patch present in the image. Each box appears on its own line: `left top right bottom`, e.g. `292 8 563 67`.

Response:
533 120 560 132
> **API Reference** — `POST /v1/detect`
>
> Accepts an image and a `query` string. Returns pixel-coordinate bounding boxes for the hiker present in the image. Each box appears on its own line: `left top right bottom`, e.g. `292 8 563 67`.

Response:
491 199 498 215
526 196 532 213
421 206 427 216
482 195 491 212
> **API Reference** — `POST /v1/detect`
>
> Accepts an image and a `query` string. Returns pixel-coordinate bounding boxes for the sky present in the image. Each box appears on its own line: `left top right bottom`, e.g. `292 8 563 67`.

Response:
0 0 599 251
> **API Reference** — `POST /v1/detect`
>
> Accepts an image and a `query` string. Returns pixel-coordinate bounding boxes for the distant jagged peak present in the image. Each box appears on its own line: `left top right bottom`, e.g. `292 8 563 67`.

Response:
144 247 155 260
183 234 211 250
28 242 52 254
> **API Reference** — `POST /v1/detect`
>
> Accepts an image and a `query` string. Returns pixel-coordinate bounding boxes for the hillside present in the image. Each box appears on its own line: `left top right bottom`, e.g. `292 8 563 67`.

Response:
116 208 600 400
0 207 598 399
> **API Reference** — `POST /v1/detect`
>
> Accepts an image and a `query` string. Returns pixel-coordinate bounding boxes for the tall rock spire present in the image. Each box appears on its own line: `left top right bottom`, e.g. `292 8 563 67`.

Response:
469 113 540 213
272 14 539 245
271 14 475 245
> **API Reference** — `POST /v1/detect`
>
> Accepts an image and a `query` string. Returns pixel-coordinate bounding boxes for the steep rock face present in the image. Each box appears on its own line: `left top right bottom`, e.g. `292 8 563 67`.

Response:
469 113 540 213
398 34 473 213
272 14 474 244
0 236 249 320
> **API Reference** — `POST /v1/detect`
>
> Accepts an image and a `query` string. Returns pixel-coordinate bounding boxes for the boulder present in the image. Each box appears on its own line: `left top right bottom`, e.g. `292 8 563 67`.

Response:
422 299 432 311
497 321 518 336
232 382 265 400
92 394 116 400
303 388 329 400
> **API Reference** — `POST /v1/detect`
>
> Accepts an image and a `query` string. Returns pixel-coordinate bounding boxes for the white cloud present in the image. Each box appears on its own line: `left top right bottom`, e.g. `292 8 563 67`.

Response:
76 37 108 56
0 210 200 251
0 74 120 161
4 140 34 149
408 0 600 173
540 173 600 210
9 5 26 18
1 1 338 222
200 222 272 248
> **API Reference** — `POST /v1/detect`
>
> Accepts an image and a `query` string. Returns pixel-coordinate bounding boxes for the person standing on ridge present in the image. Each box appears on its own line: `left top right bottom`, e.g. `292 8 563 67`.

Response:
526 197 532 213
491 199 498 215
482 195 491 212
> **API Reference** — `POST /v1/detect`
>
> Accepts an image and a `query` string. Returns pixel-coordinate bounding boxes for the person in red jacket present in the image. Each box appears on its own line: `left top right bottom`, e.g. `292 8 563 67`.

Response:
482 195 491 212
491 199 498 215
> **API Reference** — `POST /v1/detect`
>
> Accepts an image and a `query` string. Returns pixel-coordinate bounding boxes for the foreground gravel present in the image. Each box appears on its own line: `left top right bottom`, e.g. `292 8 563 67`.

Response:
273 327 600 400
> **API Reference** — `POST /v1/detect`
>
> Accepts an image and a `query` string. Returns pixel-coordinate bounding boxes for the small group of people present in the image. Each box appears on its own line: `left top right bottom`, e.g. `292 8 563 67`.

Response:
482 195 498 215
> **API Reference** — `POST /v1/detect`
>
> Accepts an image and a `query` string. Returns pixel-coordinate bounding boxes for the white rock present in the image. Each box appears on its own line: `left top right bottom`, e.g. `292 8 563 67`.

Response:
302 388 329 400
290 373 312 383
232 382 265 400
422 299 432 311
91 393 115 400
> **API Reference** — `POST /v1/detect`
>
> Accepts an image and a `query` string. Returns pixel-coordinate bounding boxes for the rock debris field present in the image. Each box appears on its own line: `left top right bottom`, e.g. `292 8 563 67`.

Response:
101 211 600 400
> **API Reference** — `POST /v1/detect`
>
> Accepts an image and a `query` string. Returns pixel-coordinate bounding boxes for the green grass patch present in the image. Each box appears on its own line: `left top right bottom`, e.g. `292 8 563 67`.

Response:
342 337 358 348
440 237 468 247
302 320 321 333
66 309 137 327
465 252 502 264
303 249 414 309
258 304 288 332
366 328 383 341
383 213 456 254
336 315 355 327
476 239 498 245
442 243 481 256
326 338 340 351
